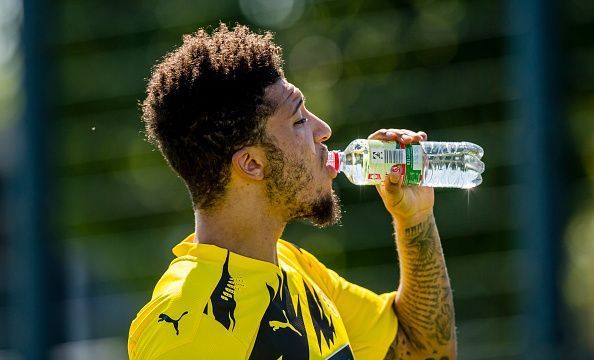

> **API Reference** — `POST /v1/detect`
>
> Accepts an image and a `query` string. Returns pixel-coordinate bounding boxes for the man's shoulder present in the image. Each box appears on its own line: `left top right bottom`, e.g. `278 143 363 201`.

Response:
128 258 238 359
152 256 223 299
277 239 338 294
278 239 325 270
277 239 303 257
129 291 247 359
278 239 313 271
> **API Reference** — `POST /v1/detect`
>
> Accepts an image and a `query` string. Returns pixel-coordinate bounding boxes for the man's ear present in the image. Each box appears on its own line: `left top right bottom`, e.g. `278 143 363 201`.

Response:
231 147 266 180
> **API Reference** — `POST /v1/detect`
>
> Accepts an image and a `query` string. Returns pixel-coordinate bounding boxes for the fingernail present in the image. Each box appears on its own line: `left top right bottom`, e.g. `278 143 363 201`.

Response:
389 173 401 184
386 131 396 137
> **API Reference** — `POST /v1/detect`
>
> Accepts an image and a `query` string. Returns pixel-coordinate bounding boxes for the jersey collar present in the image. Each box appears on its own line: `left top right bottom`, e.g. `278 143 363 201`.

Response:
172 233 283 274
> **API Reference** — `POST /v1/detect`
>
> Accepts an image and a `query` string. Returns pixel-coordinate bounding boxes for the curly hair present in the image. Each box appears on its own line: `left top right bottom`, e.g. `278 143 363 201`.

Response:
142 24 284 210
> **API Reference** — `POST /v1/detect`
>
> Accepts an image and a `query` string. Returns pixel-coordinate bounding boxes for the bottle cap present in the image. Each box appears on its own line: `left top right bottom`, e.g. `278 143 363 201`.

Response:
326 151 340 172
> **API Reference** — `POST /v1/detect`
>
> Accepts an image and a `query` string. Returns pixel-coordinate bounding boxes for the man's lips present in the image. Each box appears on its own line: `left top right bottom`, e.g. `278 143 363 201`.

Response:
321 147 337 179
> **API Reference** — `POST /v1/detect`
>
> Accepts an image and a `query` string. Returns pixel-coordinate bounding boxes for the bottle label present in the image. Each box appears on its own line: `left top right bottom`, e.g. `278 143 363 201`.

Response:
367 140 423 185
404 144 423 186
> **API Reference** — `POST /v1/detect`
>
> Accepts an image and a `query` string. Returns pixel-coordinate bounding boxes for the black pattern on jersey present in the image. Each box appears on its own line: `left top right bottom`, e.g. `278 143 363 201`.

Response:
203 251 237 330
248 271 308 360
327 344 355 360
304 280 336 353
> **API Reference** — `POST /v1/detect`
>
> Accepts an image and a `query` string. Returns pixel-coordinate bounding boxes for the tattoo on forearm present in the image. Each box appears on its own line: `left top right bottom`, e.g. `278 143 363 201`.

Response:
395 309 428 351
435 303 453 345
394 215 455 354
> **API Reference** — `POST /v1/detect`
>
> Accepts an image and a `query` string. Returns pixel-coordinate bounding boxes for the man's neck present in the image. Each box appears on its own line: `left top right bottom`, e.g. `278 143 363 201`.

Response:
193 197 286 265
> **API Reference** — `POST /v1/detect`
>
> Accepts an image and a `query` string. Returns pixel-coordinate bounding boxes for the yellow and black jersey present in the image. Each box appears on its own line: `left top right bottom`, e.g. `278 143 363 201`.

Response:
128 234 398 360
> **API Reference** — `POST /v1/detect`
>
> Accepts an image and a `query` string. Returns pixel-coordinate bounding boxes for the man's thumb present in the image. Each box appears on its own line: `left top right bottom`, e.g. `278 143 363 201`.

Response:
384 173 404 203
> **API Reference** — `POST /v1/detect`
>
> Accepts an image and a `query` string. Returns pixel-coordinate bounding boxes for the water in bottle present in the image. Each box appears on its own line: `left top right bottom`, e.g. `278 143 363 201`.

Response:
326 139 485 189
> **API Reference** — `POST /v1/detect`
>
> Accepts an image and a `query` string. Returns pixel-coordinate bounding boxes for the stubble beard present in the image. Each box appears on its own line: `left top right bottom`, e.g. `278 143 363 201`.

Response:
262 140 342 228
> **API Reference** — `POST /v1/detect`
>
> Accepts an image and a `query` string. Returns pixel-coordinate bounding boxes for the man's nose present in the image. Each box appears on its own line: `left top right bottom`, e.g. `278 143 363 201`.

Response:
312 115 332 143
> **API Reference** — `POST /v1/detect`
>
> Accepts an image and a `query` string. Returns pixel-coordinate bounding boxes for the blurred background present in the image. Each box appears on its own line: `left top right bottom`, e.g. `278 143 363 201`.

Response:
0 0 593 359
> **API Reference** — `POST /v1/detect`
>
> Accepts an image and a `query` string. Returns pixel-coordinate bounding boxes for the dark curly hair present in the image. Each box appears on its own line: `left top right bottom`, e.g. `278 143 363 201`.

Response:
142 24 284 210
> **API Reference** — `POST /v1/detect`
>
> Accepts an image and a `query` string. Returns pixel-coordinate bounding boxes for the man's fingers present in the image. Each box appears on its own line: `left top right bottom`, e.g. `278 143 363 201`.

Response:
383 173 405 206
398 129 425 143
387 172 402 185
367 129 390 140
375 175 404 209
367 129 428 144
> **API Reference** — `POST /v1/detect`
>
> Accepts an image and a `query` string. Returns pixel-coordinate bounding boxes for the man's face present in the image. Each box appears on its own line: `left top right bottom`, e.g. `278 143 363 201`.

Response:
261 79 341 227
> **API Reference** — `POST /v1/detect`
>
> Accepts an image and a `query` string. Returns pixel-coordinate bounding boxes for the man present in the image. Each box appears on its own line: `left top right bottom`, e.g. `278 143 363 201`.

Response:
128 24 456 360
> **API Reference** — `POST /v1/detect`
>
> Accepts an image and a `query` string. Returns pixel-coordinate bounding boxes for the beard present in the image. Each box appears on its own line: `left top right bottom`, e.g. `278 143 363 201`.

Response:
261 140 342 228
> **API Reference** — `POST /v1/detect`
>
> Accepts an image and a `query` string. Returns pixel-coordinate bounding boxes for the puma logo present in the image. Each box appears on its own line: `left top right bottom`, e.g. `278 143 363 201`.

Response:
158 311 189 335
268 310 302 337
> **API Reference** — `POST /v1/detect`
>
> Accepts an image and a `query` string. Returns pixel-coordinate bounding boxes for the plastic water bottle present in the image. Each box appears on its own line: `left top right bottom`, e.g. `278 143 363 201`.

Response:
326 139 485 189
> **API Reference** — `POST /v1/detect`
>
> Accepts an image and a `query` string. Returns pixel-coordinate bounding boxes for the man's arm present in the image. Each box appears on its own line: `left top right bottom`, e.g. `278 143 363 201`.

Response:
384 213 456 359
367 128 457 359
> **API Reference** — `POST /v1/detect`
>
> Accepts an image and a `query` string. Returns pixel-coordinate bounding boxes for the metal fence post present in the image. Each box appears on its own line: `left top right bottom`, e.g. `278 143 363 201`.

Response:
7 0 60 358
507 0 567 358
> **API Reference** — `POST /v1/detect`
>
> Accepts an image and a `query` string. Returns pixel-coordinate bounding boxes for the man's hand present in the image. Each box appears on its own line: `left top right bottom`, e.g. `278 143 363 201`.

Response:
367 129 434 223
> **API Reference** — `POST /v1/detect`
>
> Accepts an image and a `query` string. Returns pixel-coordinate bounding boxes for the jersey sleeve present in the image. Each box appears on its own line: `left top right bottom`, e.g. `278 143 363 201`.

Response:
293 245 398 360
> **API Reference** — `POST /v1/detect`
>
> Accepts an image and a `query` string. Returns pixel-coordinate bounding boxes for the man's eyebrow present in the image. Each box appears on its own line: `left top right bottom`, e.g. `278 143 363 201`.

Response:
291 97 304 117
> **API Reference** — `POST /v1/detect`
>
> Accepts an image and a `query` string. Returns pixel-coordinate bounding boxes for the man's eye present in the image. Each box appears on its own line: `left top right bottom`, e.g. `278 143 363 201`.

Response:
294 118 307 125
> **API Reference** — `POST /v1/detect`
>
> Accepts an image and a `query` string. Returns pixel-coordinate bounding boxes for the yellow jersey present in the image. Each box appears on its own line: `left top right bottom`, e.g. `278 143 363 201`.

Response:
128 235 397 359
